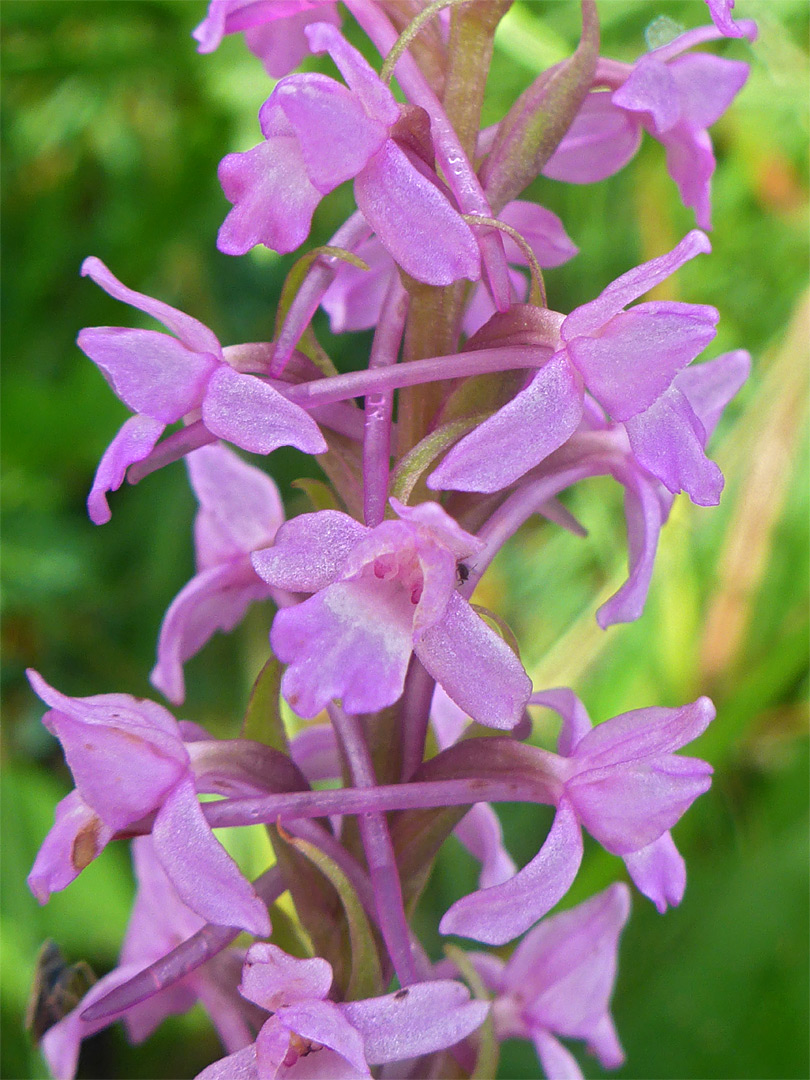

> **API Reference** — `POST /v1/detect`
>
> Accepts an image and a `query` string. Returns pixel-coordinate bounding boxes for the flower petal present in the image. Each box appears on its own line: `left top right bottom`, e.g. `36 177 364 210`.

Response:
416 592 531 730
342 981 489 1064
623 830 686 912
152 778 271 936
355 140 481 286
439 798 584 945
253 510 367 593
240 943 333 1010
542 92 642 184
196 1043 260 1080
674 349 750 439
87 415 164 525
80 257 222 356
624 385 724 504
270 580 413 717
455 803 516 888
428 352 583 493
28 791 114 902
217 138 321 256
562 230 712 339
202 365 327 455
275 999 370 1075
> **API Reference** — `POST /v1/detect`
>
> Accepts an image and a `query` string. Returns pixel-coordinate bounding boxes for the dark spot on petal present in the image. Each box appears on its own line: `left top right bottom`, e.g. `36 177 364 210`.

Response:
71 818 102 871
394 988 409 1000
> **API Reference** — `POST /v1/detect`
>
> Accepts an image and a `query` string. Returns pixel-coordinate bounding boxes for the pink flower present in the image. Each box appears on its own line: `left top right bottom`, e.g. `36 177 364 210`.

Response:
217 23 480 285
151 443 285 705
193 1 340 78
197 943 489 1079
252 499 531 727
78 258 326 523
26 670 270 937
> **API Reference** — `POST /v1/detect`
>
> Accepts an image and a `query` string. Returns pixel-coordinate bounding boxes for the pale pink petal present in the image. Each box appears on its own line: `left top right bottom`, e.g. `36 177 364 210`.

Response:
532 1029 585 1080
342 982 489 1064
275 999 370 1074
289 725 340 782
77 327 219 422
252 510 367 593
427 352 584 493
416 592 531 730
498 201 579 269
455 804 517 888
530 688 593 758
152 778 271 936
270 579 414 717
704 0 747 37
562 230 712 339
202 365 327 455
321 236 396 333
80 257 222 356
355 141 481 286
269 73 387 192
217 138 322 256
188 443 285 564
566 300 718 421
660 124 715 230
668 54 750 130
28 791 114 902
624 385 724 504
675 349 750 439
439 798 584 945
87 415 164 525
151 561 270 705
240 943 333 1010
623 831 686 912
612 57 680 134
542 92 642 184
574 697 716 768
244 4 340 79
304 22 400 128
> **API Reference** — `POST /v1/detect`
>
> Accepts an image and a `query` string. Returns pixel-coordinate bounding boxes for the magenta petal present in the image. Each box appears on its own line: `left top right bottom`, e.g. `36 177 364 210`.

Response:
675 349 750 439
202 365 327 455
78 327 219 422
271 74 387 192
623 831 686 912
661 125 715 230
530 688 593 758
196 1043 259 1080
499 201 579 269
321 236 396 333
270 580 413 717
542 92 643 184
151 562 270 705
596 463 664 628
669 54 750 130
455 804 517 888
240 943 332 1010
217 138 321 256
570 755 713 855
567 301 718 421
252 510 367 593
304 22 399 128
152 778 271 936
87 415 164 525
342 982 489 1064
289 724 339 781
80 257 222 356
575 697 715 766
439 799 584 945
275 999 370 1075
189 443 285 565
532 1029 585 1080
416 592 531 730
243 5 340 78
624 386 724 504
705 0 747 36
612 58 680 134
428 352 583 493
355 141 481 286
28 791 114 902
563 230 712 339
27 671 188 832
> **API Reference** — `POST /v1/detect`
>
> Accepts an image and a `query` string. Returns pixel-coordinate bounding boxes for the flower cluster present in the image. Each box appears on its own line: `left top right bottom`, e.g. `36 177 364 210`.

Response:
27 3 755 1078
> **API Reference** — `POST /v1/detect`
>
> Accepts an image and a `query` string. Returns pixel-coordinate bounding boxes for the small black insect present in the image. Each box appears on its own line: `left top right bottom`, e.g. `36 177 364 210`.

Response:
26 940 97 1043
456 561 470 586
394 987 410 1000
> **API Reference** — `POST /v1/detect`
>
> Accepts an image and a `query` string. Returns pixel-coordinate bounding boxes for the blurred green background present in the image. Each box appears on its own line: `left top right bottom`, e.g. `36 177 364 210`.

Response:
2 1 808 1077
